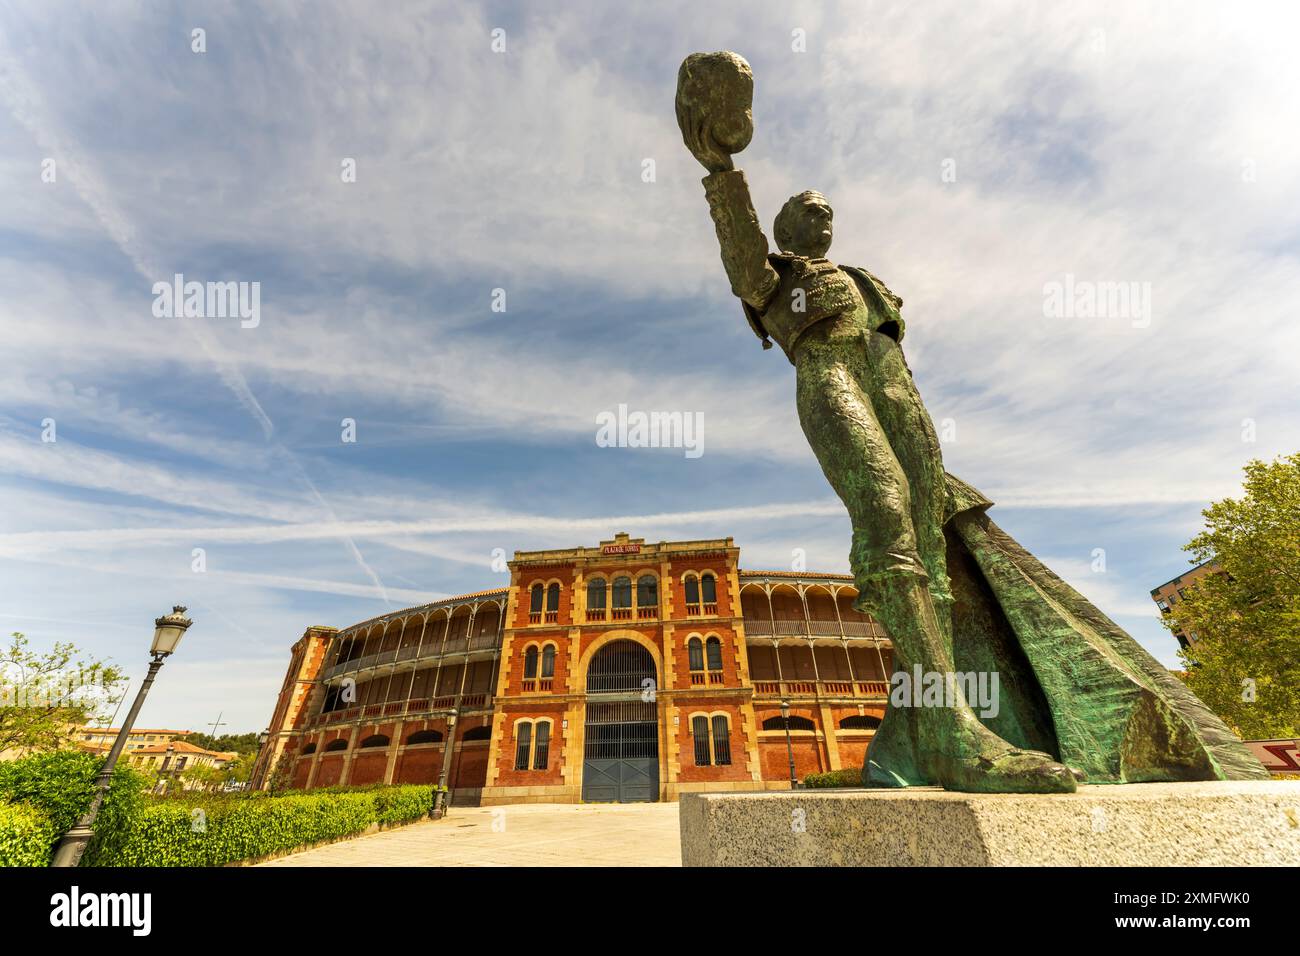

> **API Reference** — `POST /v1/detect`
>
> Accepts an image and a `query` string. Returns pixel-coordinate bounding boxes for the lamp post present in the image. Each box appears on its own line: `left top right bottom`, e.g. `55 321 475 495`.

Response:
434 709 458 817
248 729 269 793
51 605 192 868
780 698 798 790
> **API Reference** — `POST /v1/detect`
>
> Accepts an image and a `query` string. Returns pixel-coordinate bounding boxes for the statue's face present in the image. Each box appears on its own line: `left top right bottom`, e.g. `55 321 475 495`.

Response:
788 201 833 258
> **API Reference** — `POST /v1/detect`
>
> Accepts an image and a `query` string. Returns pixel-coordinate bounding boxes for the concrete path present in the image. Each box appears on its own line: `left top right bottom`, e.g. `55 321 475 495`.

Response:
257 802 683 867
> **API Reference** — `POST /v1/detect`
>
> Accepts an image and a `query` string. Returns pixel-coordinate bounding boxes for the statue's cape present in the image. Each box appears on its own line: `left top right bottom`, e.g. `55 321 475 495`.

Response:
741 260 907 350
937 471 1268 783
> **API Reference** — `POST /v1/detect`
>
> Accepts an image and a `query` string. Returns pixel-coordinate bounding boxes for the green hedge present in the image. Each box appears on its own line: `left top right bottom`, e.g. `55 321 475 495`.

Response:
0 749 439 867
803 768 866 789
0 750 146 865
97 784 439 866
0 802 58 867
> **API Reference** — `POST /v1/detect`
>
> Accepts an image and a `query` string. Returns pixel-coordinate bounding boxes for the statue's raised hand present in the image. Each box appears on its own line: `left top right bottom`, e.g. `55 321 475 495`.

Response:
675 52 754 174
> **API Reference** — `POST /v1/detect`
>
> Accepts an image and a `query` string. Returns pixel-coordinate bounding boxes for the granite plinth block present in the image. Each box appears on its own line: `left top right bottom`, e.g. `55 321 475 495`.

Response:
679 781 1300 866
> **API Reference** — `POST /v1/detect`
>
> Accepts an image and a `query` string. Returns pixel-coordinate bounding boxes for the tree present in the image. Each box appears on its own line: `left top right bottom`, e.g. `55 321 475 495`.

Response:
187 731 260 755
0 633 126 754
1170 453 1300 740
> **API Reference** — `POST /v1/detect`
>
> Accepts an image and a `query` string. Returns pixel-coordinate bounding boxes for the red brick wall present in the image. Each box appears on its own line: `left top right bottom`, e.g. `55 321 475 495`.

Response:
395 746 443 785
492 708 566 787
674 701 751 782
669 625 739 690
314 755 344 787
666 555 734 617
349 751 387 786
759 738 827 780
453 744 490 788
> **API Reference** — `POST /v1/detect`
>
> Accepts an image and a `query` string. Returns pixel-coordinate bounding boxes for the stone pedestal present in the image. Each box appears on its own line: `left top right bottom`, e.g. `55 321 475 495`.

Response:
679 781 1300 866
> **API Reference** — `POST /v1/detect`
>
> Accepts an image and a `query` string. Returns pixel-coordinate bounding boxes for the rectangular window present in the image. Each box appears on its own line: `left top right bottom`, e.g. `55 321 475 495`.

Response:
533 722 550 770
692 716 711 766
711 716 732 766
514 723 532 771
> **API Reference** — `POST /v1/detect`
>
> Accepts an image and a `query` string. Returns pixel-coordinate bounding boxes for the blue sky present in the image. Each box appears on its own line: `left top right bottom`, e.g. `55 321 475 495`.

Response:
2 1 1298 734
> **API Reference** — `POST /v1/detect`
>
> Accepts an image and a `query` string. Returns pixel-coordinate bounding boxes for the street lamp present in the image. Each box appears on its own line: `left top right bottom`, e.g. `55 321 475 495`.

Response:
780 698 798 790
51 605 192 868
434 710 458 817
248 730 270 794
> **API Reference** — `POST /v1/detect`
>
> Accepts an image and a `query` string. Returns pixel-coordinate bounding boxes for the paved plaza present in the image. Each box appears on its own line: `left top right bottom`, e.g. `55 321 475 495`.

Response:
257 802 683 867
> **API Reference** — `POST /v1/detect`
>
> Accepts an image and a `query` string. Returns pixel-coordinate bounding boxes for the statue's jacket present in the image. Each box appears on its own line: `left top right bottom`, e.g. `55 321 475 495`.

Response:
700 168 1267 784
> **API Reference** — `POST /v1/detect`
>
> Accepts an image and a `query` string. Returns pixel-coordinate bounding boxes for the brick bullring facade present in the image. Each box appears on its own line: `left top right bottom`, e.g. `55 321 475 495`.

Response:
251 534 895 804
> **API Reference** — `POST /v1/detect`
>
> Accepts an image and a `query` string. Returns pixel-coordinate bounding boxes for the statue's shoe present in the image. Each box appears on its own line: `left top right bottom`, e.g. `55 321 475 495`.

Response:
930 747 1078 794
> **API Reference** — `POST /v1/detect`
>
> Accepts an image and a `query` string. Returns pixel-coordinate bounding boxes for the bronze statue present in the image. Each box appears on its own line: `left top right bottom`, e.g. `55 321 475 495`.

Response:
677 51 1268 793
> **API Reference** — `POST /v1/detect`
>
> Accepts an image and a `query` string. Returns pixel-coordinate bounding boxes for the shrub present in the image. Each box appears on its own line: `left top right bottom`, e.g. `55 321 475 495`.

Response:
803 768 865 789
0 802 57 867
372 785 437 824
0 749 146 866
96 784 440 866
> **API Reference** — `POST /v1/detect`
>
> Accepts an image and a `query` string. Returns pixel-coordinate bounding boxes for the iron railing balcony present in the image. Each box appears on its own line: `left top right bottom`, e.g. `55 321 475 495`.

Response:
750 679 889 699
743 619 885 639
324 634 502 680
310 693 494 727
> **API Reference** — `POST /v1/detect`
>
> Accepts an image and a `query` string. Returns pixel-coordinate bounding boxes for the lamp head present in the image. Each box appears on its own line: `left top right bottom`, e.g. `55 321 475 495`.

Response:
151 605 193 657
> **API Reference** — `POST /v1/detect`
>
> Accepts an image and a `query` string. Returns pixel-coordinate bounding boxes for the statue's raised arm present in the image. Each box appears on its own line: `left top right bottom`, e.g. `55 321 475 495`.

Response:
676 52 779 313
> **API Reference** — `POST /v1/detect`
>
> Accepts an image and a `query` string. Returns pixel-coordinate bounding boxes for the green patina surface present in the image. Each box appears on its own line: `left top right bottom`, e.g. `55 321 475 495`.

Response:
676 50 1268 793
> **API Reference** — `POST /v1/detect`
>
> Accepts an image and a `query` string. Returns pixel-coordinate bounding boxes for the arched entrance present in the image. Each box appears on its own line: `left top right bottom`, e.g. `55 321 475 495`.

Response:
582 639 659 802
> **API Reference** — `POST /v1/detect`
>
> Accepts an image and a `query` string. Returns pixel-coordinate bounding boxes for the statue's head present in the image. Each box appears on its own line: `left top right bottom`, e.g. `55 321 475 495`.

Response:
774 190 833 258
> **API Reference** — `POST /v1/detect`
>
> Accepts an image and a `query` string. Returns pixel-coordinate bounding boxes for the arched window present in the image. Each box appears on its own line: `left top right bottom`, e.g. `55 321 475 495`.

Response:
324 738 348 752
684 574 700 607
705 636 723 672
462 725 492 742
533 721 550 770
524 645 539 680
406 729 443 745
692 715 711 765
541 644 556 678
691 714 733 767
762 715 815 731
687 637 704 672
529 583 544 613
840 714 882 730
711 715 732 765
636 574 658 615
546 582 560 615
587 578 607 621
301 742 317 755
611 576 632 619
359 734 390 748
701 573 717 605
513 722 532 771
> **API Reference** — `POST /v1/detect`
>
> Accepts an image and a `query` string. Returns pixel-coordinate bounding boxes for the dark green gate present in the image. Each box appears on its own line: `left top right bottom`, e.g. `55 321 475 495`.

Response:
582 641 659 803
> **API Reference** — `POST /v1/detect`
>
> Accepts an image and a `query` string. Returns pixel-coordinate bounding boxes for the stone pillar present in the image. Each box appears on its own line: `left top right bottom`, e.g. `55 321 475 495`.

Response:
383 719 405 784
819 702 841 771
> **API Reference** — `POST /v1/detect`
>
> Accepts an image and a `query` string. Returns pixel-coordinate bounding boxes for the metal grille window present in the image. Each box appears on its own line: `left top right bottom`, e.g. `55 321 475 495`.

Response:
711 716 732 765
705 636 723 671
587 578 606 609
524 646 539 680
685 575 700 605
701 574 717 603
584 699 658 759
514 722 532 771
687 637 704 672
692 715 711 766
529 584 544 613
533 721 550 770
611 576 632 609
585 640 655 694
